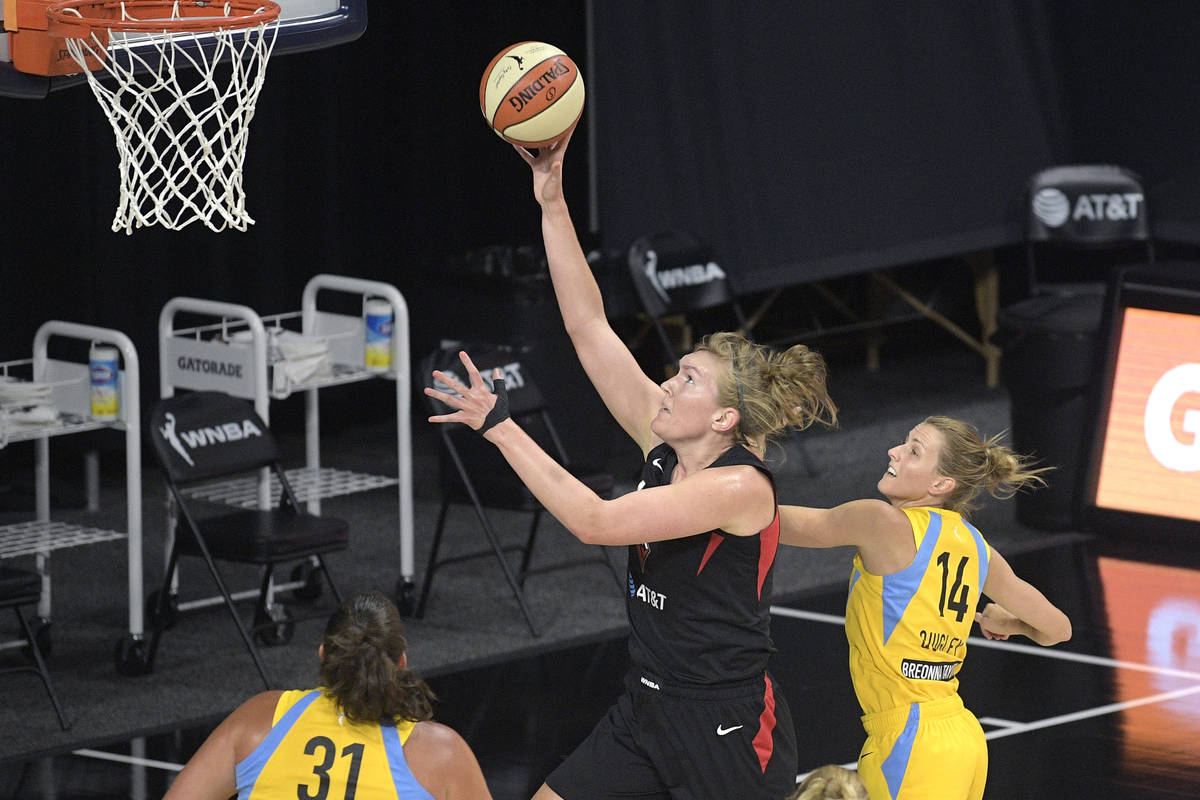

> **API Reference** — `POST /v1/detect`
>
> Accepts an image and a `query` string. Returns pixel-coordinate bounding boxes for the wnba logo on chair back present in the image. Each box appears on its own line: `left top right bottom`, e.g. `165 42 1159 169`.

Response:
1094 307 1200 521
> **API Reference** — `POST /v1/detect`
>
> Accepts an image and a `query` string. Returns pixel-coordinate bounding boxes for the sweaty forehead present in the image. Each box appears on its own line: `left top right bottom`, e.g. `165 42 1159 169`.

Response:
909 423 942 450
680 350 723 375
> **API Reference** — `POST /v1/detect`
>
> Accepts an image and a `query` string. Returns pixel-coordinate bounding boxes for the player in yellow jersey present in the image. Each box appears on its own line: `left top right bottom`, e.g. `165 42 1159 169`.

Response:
779 416 1072 800
163 591 492 800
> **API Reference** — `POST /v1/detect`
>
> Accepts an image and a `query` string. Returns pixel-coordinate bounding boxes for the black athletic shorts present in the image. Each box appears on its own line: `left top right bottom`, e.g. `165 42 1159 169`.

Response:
545 669 797 800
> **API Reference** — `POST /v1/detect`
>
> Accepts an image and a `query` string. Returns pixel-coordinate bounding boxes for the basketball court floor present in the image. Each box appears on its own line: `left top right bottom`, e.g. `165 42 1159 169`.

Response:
3 534 1198 799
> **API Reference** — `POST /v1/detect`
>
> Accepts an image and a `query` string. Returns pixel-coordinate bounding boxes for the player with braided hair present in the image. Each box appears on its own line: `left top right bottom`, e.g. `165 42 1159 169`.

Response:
779 416 1072 800
164 591 491 800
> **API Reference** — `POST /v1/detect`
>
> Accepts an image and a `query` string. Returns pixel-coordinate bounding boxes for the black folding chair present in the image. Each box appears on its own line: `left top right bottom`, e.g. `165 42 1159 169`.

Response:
997 166 1157 530
628 230 817 475
417 343 622 637
145 391 347 688
0 565 69 729
627 230 751 369
1024 164 1154 298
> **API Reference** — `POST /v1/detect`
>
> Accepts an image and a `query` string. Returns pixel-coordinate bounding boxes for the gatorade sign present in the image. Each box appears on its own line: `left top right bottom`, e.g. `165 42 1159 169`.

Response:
1094 307 1200 521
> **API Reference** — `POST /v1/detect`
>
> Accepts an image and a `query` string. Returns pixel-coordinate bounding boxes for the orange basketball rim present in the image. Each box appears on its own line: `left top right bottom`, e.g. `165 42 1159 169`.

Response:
32 0 285 233
46 0 281 37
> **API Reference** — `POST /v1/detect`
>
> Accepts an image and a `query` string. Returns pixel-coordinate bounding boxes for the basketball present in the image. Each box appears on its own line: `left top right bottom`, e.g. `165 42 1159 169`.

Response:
479 41 585 148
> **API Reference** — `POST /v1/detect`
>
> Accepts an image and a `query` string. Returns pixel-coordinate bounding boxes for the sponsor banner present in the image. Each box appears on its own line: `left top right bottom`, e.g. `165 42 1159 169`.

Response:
1094 307 1200 521
152 393 277 481
160 414 265 470
166 337 257 398
1028 166 1148 245
1030 188 1145 242
629 232 735 317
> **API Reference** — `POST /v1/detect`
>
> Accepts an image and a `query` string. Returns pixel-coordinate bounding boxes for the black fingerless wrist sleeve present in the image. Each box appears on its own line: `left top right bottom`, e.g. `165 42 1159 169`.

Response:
478 377 510 435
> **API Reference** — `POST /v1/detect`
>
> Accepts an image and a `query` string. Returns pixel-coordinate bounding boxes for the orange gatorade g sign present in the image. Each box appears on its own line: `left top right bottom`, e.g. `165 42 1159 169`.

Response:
1094 307 1200 521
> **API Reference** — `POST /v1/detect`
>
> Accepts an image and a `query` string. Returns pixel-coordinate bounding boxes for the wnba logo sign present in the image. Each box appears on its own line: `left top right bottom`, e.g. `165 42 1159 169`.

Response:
1144 364 1200 472
642 248 727 304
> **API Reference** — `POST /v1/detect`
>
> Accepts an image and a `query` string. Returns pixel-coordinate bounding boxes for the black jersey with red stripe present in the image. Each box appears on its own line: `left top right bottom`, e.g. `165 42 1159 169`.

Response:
626 442 781 686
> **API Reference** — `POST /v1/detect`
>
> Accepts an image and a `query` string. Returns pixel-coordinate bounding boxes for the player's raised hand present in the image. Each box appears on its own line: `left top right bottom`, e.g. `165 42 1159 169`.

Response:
513 126 574 208
425 351 510 436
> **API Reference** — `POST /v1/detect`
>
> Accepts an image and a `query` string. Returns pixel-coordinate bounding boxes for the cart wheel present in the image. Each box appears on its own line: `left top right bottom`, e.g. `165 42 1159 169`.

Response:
395 577 416 617
254 604 295 646
114 635 149 677
21 618 52 660
290 562 323 602
146 590 179 631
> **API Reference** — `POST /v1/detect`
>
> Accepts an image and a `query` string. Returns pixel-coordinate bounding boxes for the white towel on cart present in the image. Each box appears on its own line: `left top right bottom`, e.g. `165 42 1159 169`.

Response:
229 329 333 389
0 379 58 435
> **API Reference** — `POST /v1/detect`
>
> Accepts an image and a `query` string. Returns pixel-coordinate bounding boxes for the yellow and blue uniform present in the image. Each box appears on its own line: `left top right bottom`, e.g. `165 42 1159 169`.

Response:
235 689 434 800
846 507 991 800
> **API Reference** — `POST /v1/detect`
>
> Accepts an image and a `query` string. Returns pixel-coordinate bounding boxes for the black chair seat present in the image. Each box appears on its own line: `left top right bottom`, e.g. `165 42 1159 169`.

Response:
0 564 70 729
179 510 349 562
0 566 41 603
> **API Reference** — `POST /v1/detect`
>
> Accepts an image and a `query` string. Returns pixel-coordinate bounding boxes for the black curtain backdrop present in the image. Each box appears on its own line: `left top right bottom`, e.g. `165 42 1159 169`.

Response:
589 1 1068 292
3 2 1200 410
590 1 1200 292
1043 1 1200 244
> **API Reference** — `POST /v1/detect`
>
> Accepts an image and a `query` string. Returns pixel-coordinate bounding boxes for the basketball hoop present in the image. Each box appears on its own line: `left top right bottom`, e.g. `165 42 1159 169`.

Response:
46 0 282 233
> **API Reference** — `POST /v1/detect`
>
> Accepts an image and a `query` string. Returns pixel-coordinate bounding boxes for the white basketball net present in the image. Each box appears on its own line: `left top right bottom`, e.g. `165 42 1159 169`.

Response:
61 2 279 233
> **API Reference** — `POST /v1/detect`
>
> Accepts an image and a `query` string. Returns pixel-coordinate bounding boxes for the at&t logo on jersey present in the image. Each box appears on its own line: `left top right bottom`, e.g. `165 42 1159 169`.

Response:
628 574 667 610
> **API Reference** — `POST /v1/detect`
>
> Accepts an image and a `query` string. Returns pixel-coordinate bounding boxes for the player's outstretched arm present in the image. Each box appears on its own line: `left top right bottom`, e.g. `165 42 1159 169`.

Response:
778 500 918 575
977 550 1072 646
514 133 662 454
778 500 897 549
427 352 773 545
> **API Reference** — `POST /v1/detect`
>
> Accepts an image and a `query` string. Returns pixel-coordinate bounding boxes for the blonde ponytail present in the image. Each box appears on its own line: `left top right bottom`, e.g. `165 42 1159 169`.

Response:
922 416 1052 516
694 332 838 450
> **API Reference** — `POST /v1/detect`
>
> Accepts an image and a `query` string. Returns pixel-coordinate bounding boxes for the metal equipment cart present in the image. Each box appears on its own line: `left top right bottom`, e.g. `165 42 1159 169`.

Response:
154 275 415 628
0 321 144 671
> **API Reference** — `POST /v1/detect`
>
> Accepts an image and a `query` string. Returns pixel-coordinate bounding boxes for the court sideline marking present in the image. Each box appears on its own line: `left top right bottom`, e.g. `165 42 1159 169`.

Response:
773 604 1200 781
72 605 1200 777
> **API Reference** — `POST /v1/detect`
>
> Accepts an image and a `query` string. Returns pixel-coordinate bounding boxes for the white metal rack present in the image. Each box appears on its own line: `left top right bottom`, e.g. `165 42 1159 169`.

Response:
0 321 144 657
157 275 415 609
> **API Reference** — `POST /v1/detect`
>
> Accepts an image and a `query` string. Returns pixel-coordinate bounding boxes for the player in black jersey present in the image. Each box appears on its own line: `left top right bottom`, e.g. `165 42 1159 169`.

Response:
426 129 837 800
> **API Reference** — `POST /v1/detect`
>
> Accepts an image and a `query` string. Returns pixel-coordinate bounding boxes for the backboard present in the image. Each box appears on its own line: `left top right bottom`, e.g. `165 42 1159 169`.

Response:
0 0 365 98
